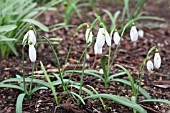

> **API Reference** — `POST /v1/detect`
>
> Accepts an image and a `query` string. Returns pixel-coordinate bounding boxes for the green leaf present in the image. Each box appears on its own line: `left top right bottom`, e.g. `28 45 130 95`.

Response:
70 92 85 105
115 64 136 96
109 72 126 81
0 35 16 41
70 85 93 95
65 70 105 82
1 78 49 88
140 99 170 105
113 79 151 99
22 19 49 32
84 94 146 113
0 25 17 32
40 61 59 105
30 86 48 95
0 84 24 91
16 93 26 113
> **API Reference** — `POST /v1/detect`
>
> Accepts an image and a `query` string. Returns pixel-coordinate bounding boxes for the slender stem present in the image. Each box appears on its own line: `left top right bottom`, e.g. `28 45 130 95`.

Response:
28 62 35 97
22 46 27 93
78 42 88 106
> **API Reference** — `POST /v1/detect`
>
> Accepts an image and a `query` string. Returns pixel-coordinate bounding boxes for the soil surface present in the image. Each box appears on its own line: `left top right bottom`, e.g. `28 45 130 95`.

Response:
0 0 170 113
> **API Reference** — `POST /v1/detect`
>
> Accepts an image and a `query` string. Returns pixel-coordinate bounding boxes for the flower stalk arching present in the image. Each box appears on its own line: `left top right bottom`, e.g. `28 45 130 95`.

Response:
136 46 156 99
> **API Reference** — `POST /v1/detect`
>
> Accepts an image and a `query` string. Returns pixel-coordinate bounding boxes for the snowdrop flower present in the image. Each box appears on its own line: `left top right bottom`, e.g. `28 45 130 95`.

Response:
96 26 111 48
147 59 154 71
130 23 138 42
85 27 93 43
138 29 144 38
113 29 121 45
99 69 104 74
94 42 102 54
28 43 36 62
23 30 36 46
154 49 161 69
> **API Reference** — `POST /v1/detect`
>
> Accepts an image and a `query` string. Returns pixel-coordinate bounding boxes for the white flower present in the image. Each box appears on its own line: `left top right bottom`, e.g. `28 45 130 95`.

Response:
29 44 36 62
147 60 154 71
96 28 111 48
138 29 144 38
85 28 93 43
113 31 121 45
130 26 138 42
99 69 104 74
94 42 102 54
23 30 36 45
154 51 161 69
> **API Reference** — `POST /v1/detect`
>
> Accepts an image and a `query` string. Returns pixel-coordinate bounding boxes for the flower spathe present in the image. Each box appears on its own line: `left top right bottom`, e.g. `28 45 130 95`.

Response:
130 26 138 42
85 28 93 43
147 60 154 71
96 28 111 48
94 42 102 54
29 44 36 62
113 31 121 45
154 50 161 69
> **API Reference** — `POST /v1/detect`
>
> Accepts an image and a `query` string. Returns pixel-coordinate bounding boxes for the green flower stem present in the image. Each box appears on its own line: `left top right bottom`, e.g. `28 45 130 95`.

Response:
108 20 133 77
43 37 75 103
28 62 35 97
78 42 88 106
22 46 27 94
136 46 156 99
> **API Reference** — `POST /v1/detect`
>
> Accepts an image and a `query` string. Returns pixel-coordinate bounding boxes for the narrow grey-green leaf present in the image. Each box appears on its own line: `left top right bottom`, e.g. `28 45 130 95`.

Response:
22 19 49 32
16 93 26 113
0 25 17 32
140 99 170 105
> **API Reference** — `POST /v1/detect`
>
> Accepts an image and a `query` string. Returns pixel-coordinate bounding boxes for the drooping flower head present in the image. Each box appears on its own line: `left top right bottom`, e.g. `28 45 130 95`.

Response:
94 42 102 54
113 29 121 45
154 49 161 69
138 29 144 38
130 22 138 42
85 25 93 43
147 58 154 71
23 25 37 62
96 23 111 48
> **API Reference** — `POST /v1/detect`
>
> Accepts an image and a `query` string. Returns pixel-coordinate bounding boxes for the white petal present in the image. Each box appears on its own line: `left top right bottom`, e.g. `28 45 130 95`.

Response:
94 43 102 54
104 29 111 46
85 28 93 43
22 32 29 45
154 53 161 69
96 28 105 48
130 26 138 42
99 69 104 74
29 45 36 62
28 30 36 45
147 60 154 71
138 29 144 38
113 32 121 45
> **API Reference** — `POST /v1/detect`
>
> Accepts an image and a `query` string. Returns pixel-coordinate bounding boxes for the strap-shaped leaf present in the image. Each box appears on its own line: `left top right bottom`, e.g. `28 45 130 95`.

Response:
16 93 26 113
140 99 170 105
0 25 17 32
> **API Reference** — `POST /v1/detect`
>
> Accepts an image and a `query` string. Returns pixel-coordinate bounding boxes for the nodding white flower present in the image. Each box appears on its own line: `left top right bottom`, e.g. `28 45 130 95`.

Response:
85 28 93 43
99 69 104 74
113 31 121 45
29 44 36 62
94 42 102 54
130 25 138 42
23 30 36 45
96 28 111 48
138 29 144 38
147 60 154 71
154 49 161 69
